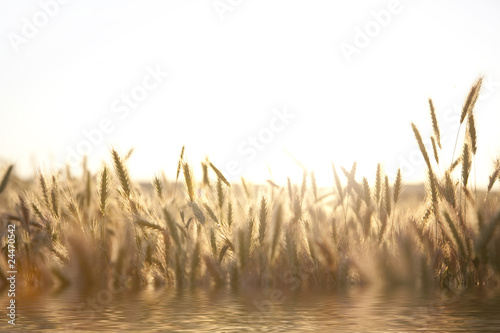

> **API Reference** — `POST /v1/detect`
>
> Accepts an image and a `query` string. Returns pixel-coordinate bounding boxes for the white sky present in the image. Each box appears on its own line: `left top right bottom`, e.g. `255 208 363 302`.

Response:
1 0 500 187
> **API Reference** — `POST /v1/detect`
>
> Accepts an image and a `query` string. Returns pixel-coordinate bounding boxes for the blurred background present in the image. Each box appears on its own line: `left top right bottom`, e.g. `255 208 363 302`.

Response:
1 0 499 187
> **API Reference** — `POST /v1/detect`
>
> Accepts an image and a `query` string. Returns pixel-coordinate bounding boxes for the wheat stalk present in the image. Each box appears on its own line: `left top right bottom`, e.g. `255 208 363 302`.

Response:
225 200 233 228
203 255 223 286
451 77 483 165
431 137 440 165
384 176 391 217
428 168 439 243
461 76 483 124
429 98 441 149
50 176 60 218
259 195 268 245
362 177 371 208
467 113 477 155
134 217 165 231
216 178 224 212
111 149 131 199
287 177 293 203
182 162 195 202
443 211 466 259
487 166 500 194
311 171 318 202
18 195 30 232
209 161 231 187
462 143 471 188
442 172 457 209
300 170 307 202
0 165 13 195
190 242 200 285
411 122 431 169
189 201 206 224
393 168 402 205
176 146 185 182
98 166 110 215
270 204 283 263
375 163 382 204
201 161 210 187
163 208 181 249
204 203 219 225
39 173 51 209
476 209 500 258
173 145 185 200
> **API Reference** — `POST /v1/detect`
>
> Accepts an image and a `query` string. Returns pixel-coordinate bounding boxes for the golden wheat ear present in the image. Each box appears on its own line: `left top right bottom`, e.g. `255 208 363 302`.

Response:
462 143 471 188
111 148 131 199
176 145 185 182
361 177 371 208
182 161 195 202
209 161 231 188
226 200 233 228
38 173 51 209
461 76 483 124
216 178 224 212
486 163 500 194
98 166 110 216
0 165 13 195
201 160 210 187
152 174 163 201
467 112 477 155
451 76 484 164
258 195 268 245
384 175 391 217
173 145 185 201
429 98 441 149
375 163 382 204
411 122 431 169
442 172 457 209
393 168 402 205
431 137 440 165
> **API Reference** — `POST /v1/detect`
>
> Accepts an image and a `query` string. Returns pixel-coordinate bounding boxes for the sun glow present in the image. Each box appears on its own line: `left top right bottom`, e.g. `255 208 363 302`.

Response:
1 1 500 189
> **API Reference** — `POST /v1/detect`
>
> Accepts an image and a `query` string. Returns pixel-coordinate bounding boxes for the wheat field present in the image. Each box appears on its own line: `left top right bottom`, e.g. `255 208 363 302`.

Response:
1 77 500 295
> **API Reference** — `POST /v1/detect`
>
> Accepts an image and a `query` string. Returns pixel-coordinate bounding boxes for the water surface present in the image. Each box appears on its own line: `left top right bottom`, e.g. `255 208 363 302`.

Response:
3 286 500 332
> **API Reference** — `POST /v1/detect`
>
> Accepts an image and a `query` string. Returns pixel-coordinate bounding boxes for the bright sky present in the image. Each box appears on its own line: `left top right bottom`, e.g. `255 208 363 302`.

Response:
1 0 500 187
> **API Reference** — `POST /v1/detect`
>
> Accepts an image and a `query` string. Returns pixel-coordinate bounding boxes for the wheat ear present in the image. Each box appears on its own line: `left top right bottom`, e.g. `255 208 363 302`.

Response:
429 98 441 148
0 165 13 195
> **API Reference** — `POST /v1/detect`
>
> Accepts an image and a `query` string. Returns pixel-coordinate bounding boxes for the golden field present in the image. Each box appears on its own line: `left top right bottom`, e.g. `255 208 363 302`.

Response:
1 77 500 294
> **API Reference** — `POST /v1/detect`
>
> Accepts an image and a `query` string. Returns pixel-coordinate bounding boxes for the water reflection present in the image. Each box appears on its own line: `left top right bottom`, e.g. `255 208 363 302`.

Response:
3 286 500 331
